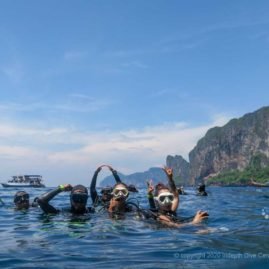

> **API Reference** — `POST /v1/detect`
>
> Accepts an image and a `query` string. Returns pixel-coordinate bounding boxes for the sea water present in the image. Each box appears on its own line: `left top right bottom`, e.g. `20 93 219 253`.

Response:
0 187 269 269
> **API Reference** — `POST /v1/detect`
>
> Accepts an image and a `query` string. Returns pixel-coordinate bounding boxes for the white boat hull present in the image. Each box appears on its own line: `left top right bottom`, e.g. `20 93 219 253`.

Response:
1 183 45 188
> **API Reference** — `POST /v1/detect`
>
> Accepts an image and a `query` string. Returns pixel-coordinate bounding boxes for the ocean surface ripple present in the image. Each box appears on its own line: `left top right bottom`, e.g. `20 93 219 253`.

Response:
1 187 269 268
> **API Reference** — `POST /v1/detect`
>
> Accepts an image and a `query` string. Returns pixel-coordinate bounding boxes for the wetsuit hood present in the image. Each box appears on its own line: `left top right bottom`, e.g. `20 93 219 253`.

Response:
71 185 88 194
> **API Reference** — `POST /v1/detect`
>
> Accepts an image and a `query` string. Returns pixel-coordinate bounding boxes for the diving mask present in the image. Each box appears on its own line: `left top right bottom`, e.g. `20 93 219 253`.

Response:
112 187 129 199
155 192 174 205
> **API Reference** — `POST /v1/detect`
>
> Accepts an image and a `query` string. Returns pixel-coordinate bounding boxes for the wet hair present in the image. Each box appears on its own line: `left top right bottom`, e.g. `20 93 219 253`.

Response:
154 183 169 197
14 191 28 197
101 186 113 194
113 182 128 190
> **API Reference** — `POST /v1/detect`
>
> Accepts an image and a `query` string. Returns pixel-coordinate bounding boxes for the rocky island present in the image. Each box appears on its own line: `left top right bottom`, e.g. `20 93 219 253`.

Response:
168 106 269 186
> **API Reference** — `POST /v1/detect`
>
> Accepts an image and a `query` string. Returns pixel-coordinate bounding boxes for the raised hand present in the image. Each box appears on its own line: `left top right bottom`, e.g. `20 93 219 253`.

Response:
192 210 209 224
61 184 73 191
99 164 114 171
146 179 154 194
162 166 173 180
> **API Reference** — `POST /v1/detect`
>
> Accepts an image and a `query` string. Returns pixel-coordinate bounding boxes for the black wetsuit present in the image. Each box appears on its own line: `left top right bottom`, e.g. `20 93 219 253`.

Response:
196 184 207 196
37 187 94 214
31 198 39 207
90 168 122 207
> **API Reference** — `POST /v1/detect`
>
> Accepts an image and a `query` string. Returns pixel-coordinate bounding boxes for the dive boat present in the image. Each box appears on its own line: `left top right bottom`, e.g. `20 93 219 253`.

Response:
1 175 46 188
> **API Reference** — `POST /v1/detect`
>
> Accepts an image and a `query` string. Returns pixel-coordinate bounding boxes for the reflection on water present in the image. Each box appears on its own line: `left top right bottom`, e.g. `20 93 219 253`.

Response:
1 187 269 268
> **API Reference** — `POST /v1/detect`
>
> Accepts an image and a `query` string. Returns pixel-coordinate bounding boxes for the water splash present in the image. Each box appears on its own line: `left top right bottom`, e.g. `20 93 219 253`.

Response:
261 208 269 219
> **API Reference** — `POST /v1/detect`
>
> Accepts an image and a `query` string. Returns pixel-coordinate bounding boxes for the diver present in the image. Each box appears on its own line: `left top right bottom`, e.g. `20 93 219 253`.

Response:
127 184 138 193
196 183 208 196
14 191 39 210
90 165 138 215
37 184 94 214
90 165 122 207
177 186 187 195
146 167 209 227
107 182 132 214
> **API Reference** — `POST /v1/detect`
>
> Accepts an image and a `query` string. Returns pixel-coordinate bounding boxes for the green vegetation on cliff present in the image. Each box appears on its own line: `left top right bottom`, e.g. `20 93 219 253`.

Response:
207 154 269 186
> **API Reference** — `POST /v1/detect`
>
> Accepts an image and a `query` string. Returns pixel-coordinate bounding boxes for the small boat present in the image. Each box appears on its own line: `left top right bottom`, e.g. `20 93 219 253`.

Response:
1 175 46 188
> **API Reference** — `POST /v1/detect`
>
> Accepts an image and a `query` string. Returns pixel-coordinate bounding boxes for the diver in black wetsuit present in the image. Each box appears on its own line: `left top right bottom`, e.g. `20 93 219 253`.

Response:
108 182 136 214
14 191 39 210
146 167 208 227
177 186 187 195
37 184 94 214
90 165 122 207
196 183 208 196
90 165 139 215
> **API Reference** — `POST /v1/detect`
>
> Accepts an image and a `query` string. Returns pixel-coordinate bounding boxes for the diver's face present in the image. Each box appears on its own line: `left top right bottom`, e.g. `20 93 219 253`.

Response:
14 193 30 210
16 200 30 210
71 201 85 211
70 192 88 212
101 193 112 203
155 189 174 211
112 184 129 202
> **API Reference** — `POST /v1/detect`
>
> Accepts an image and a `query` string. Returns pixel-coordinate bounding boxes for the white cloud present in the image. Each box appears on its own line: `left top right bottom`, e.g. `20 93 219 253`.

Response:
0 145 38 159
0 114 231 186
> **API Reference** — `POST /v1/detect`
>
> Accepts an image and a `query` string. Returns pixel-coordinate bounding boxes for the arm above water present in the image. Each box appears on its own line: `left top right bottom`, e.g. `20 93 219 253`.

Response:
163 167 179 212
147 179 156 209
101 164 122 184
191 210 209 224
31 197 39 207
90 166 102 204
109 166 122 184
157 210 209 228
37 184 72 214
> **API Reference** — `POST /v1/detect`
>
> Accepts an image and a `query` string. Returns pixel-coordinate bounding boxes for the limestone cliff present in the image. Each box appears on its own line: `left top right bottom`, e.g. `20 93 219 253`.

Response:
166 155 190 185
189 106 269 184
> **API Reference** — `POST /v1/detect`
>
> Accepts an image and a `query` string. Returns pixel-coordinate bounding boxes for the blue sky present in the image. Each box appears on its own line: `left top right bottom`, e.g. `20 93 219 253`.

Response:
0 0 269 186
